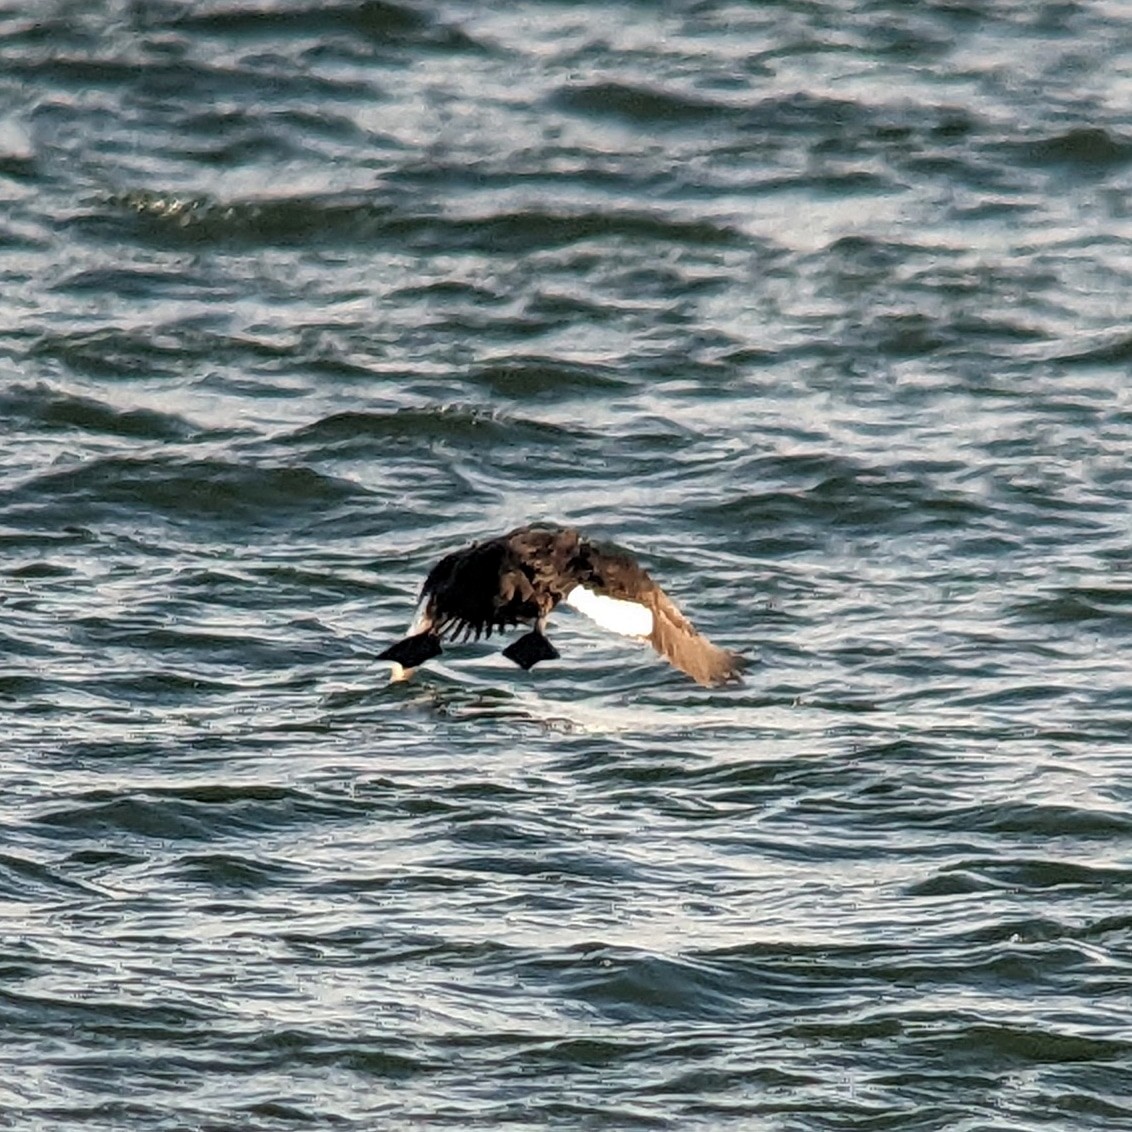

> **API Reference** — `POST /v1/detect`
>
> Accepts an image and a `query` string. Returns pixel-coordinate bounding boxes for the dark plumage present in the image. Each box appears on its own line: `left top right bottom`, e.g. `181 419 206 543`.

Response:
379 524 745 687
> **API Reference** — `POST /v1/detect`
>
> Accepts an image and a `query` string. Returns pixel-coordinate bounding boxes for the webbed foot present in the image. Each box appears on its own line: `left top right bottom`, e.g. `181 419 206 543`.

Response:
502 631 560 670
378 631 443 669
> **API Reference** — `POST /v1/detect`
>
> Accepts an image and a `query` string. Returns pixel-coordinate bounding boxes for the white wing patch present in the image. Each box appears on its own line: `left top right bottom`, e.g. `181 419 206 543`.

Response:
564 585 653 638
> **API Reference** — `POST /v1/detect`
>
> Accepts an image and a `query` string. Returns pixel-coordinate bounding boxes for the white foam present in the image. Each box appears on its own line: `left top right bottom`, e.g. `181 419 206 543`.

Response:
564 585 653 638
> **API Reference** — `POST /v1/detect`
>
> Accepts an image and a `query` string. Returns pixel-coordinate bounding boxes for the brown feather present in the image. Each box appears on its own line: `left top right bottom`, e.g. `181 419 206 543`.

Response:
565 533 746 687
645 587 746 688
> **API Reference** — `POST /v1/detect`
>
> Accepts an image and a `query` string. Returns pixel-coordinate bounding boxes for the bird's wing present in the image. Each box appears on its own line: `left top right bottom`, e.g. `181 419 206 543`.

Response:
420 531 564 640
565 538 745 688
643 586 746 688
420 539 516 640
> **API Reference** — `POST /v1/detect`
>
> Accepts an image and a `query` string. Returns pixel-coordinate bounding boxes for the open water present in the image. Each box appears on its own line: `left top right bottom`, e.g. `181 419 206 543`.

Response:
3 1 1132 1128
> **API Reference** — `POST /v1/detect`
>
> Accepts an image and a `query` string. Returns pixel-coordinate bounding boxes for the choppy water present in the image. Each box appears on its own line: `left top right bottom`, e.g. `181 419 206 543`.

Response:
4 1 1132 1128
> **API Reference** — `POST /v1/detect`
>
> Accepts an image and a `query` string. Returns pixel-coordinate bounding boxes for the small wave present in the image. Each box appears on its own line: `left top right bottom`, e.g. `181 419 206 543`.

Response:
1055 332 1132 366
164 0 481 53
4 561 71 579
552 81 736 128
469 356 634 399
911 854 1132 894
52 264 211 299
0 383 192 440
169 852 300 891
742 91 866 135
915 1020 1129 1064
1015 127 1132 170
505 1035 653 1069
173 564 386 608
33 784 365 842
1 983 208 1037
687 454 988 537
101 189 399 247
98 190 743 253
30 327 194 379
444 207 742 253
85 671 245 699
223 1028 434 1076
12 455 366 529
547 945 780 1023
283 405 584 454
1012 586 1132 627
0 851 102 900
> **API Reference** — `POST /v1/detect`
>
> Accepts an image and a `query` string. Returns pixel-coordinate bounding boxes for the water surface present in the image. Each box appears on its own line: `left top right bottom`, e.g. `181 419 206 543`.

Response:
2 1 1132 1128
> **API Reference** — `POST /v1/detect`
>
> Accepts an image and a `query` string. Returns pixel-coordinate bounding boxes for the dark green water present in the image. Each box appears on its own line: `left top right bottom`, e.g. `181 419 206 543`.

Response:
3 1 1132 1128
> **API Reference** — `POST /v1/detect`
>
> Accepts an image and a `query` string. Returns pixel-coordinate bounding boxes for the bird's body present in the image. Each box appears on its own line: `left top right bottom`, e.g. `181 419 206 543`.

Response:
379 524 745 687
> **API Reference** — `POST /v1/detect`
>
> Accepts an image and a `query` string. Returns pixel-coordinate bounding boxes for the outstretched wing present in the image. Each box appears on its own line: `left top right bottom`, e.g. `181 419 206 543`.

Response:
564 538 745 688
419 529 567 641
643 585 746 688
419 540 514 640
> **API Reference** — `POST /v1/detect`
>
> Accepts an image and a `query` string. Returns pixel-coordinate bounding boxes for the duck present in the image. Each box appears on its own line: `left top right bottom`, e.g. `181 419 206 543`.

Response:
378 523 745 687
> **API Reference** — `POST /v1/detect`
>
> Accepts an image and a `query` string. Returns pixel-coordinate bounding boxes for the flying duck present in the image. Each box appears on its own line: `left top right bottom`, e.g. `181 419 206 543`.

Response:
378 523 745 687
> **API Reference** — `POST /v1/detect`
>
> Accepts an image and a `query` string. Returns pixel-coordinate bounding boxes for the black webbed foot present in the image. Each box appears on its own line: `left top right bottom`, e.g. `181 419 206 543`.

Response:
502 630 560 670
378 631 443 668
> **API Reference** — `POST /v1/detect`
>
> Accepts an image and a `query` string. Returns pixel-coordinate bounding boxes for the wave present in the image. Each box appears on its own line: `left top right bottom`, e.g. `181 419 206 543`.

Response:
33 783 363 841
9 455 366 529
552 81 737 128
283 404 586 453
164 0 482 53
87 190 744 253
0 383 193 440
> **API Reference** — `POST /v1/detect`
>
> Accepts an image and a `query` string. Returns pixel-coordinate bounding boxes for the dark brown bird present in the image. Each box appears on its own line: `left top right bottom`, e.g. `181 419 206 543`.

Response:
378 524 745 687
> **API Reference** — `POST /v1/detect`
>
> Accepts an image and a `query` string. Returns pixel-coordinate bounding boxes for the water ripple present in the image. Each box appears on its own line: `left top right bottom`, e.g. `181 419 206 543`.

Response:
4 0 1132 1127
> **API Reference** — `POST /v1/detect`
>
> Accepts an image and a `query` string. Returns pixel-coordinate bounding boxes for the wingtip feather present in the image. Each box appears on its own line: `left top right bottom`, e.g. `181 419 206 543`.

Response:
646 588 747 688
